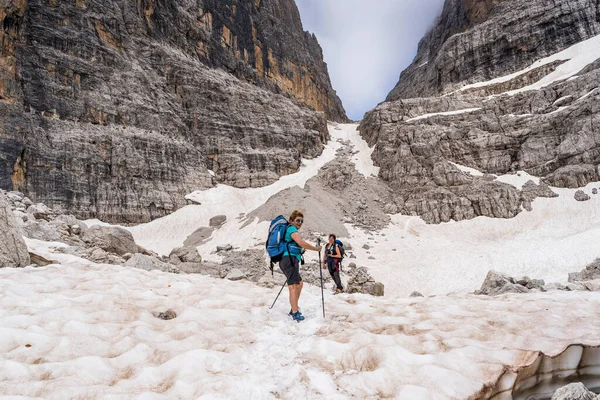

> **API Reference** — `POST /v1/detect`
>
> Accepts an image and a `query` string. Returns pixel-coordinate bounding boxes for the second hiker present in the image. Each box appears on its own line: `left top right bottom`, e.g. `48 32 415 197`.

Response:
323 234 344 294
281 210 322 322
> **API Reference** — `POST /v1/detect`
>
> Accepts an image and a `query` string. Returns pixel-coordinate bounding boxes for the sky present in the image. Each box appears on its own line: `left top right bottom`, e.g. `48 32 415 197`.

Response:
296 0 446 121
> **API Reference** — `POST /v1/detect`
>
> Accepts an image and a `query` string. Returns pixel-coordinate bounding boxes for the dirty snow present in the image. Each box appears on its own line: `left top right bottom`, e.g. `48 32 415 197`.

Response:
1 243 598 399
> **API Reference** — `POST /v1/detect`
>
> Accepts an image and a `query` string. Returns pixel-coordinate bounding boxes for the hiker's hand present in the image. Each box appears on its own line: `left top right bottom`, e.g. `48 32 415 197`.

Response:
315 245 322 252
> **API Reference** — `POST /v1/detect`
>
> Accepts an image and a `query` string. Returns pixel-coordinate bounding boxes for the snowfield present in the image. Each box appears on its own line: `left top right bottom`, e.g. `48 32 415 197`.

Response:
5 122 600 399
1 244 598 399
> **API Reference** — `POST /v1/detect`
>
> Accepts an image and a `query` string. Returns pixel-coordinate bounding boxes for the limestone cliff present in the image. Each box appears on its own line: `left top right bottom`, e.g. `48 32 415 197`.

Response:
0 0 342 223
361 0 600 224
195 0 347 122
387 0 600 100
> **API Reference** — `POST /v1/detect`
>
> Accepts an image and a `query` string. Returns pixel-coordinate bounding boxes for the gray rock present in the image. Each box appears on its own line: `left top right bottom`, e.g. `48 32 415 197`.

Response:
26 204 53 221
226 268 246 281
362 244 370 250
156 310 177 321
124 253 178 273
70 225 82 235
575 190 591 202
566 283 586 291
383 203 399 214
582 280 600 291
22 220 63 242
593 188 598 195
216 244 234 252
0 193 30 268
29 252 57 267
569 258 600 282
541 283 566 292
345 266 385 296
209 215 227 228
526 279 545 290
361 282 385 297
81 225 138 256
551 382 596 400
169 246 202 264
476 270 533 296
410 291 424 298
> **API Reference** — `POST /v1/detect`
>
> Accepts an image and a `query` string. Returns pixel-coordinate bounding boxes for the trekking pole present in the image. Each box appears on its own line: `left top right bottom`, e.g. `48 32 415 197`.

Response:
317 238 325 318
269 278 288 309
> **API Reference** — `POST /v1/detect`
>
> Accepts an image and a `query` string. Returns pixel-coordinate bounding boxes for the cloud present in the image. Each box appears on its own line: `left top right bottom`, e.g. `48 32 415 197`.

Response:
296 0 445 121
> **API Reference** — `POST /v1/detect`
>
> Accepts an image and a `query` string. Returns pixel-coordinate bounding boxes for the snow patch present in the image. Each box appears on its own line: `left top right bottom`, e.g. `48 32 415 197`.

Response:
459 33 600 95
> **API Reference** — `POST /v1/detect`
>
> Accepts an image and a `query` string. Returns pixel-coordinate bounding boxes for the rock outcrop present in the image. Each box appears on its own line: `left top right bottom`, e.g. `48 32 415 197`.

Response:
360 0 600 223
0 192 30 268
0 0 344 223
387 0 600 100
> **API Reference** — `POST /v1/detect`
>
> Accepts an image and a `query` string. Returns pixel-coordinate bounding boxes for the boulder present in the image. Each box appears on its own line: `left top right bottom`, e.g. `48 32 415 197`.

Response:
362 282 385 296
81 225 138 256
477 270 530 295
410 291 424 297
566 283 586 291
551 382 596 400
124 253 179 273
226 268 246 281
574 190 590 201
169 245 202 263
217 244 233 252
156 310 177 320
26 203 53 220
569 258 600 282
582 280 600 291
0 193 30 268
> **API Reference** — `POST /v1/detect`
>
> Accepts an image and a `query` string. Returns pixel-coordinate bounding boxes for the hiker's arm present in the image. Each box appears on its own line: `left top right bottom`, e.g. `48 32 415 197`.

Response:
334 246 341 258
290 232 320 251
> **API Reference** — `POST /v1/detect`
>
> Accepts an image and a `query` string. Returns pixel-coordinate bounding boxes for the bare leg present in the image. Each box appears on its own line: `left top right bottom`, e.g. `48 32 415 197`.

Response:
297 280 304 304
288 284 299 313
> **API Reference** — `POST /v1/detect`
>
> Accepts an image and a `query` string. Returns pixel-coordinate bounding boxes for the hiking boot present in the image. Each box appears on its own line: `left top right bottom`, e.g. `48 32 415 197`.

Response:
288 308 302 316
335 288 344 294
291 311 305 322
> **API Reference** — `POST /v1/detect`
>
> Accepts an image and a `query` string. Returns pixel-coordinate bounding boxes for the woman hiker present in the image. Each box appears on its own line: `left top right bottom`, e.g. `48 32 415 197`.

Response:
323 234 344 294
280 210 322 322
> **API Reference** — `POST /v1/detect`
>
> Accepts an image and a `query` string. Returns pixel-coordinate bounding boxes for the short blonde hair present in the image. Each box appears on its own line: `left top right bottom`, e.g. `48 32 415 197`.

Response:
289 210 304 222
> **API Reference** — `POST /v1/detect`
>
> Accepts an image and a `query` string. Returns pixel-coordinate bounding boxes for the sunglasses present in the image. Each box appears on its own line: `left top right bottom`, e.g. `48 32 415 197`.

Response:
294 219 304 224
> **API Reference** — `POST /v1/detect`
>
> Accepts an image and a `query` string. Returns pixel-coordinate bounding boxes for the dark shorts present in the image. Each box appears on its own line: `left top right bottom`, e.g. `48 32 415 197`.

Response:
280 255 302 285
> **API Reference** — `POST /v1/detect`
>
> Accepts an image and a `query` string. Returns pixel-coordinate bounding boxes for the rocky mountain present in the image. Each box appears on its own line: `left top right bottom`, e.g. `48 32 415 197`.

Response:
387 0 600 100
0 0 345 223
360 0 600 223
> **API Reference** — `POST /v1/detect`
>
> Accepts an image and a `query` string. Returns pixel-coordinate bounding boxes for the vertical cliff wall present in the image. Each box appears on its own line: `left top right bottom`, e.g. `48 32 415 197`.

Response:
0 0 344 223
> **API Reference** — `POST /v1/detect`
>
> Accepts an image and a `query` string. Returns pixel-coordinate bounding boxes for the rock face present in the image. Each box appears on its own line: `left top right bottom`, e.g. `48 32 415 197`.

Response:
360 0 600 224
0 0 344 223
0 192 30 268
387 0 600 100
196 0 347 122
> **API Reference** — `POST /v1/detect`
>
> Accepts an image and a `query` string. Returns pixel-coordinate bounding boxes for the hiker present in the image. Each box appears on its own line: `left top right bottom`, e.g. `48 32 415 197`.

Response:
280 210 322 322
323 234 344 294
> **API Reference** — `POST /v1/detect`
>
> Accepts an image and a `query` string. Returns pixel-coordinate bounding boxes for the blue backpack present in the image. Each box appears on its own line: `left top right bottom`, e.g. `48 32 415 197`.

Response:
334 240 346 259
266 215 303 274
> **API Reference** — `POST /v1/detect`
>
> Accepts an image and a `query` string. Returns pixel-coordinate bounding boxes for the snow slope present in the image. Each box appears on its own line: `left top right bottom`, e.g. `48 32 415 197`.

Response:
117 124 600 296
459 33 600 95
1 243 598 399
